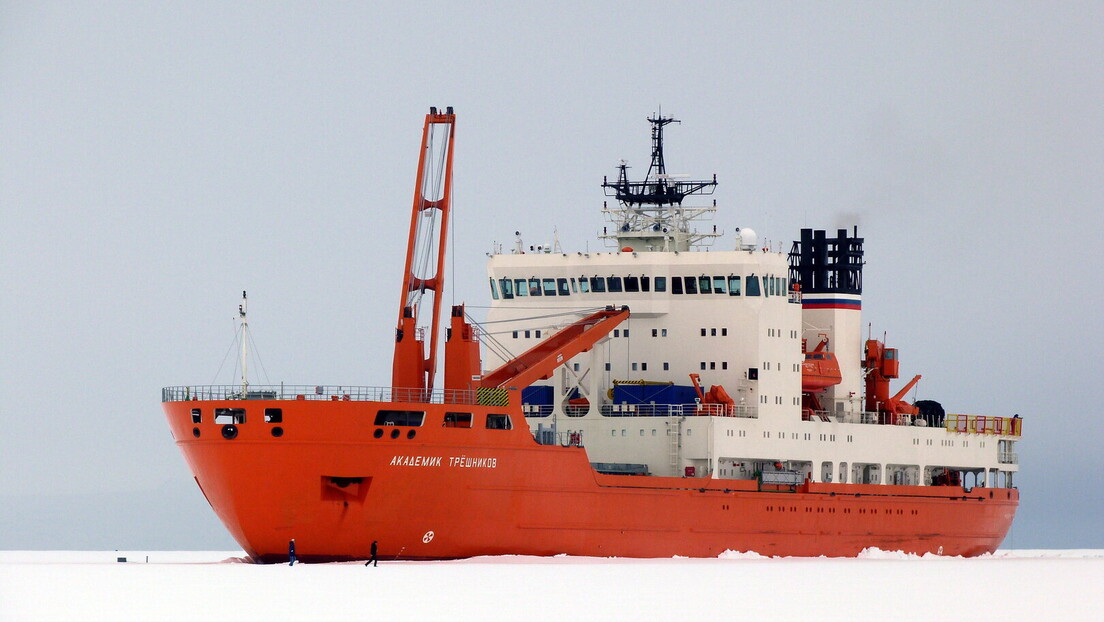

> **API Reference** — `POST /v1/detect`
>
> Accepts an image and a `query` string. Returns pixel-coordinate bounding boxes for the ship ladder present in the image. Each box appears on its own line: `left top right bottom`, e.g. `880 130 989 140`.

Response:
667 416 681 470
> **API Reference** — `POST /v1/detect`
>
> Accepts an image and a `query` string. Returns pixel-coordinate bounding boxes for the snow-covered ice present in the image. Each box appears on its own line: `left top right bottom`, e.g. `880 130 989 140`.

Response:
2 549 1102 621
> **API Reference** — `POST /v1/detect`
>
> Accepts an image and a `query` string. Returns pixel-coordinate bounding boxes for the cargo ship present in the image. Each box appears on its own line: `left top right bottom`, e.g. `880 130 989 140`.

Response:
162 109 1021 562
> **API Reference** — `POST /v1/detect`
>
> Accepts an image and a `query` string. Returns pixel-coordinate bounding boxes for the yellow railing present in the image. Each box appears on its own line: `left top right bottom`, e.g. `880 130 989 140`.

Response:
944 414 1022 436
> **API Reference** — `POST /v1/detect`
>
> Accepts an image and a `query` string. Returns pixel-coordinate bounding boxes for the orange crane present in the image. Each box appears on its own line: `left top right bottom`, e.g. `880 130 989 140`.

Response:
392 107 456 393
864 338 921 424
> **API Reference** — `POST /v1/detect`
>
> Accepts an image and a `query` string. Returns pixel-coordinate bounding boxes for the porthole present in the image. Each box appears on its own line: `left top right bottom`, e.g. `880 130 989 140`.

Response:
373 429 384 439
192 427 200 438
221 424 238 440
390 429 400 439
271 427 284 438
407 429 416 439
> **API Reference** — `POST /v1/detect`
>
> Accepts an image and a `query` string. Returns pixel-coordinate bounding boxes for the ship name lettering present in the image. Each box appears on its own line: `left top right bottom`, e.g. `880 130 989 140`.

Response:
448 456 497 469
389 455 443 467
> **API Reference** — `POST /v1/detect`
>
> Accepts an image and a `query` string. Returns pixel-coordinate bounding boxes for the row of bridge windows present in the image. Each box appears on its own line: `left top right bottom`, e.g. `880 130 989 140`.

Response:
490 274 788 300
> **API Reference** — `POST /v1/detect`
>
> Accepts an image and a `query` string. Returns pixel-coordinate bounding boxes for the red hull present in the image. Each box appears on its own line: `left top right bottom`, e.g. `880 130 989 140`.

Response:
165 399 1017 562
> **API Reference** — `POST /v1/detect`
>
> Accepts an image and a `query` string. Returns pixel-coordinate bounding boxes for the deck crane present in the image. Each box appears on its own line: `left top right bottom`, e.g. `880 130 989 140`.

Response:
392 107 456 394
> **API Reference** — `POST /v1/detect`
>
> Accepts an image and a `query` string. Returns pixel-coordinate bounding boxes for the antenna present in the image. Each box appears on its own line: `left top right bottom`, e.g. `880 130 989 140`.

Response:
239 290 248 396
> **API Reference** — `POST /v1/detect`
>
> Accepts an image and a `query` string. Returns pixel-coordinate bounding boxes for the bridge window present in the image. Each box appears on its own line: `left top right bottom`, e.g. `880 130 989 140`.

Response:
590 277 606 293
499 278 514 299
745 275 761 296
514 279 528 296
607 277 623 293
671 278 683 294
569 278 578 293
374 410 425 427
264 408 282 423
528 278 542 296
624 276 640 292
486 414 512 430
654 276 666 292
728 276 741 295
684 277 698 294
712 276 727 294
579 277 590 293
191 408 202 423
542 279 557 296
489 278 499 300
443 412 472 428
641 276 651 291
557 278 569 296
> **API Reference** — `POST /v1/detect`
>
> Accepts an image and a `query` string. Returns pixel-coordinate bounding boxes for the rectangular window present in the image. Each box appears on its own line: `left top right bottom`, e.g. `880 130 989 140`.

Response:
190 408 201 423
745 275 761 296
701 328 707 336
512 330 518 338
214 408 245 424
524 330 531 338
557 278 570 296
604 363 611 371
573 363 580 371
728 276 741 295
489 278 499 300
661 328 667 337
614 329 620 338
641 276 651 291
486 414 512 430
590 277 606 293
663 362 670 371
683 277 697 294
710 362 716 370
514 278 528 296
607 277 623 293
535 330 542 338
579 277 591 293
500 278 514 299
374 410 425 427
443 412 472 428
624 276 640 292
721 328 727 336
264 408 283 423
700 362 707 370
543 279 557 296
722 362 728 370
631 362 638 371
652 329 658 337
671 277 683 294
529 278 542 296
641 362 647 371
569 278 578 293
654 276 666 292
712 276 727 294
699 276 711 293
623 329 629 338
710 328 717 336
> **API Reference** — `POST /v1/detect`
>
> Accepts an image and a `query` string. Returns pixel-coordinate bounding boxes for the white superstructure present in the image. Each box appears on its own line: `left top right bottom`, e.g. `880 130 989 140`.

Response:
476 116 1020 490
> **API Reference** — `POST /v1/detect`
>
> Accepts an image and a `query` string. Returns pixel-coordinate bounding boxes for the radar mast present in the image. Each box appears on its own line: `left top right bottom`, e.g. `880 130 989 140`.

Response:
600 115 719 252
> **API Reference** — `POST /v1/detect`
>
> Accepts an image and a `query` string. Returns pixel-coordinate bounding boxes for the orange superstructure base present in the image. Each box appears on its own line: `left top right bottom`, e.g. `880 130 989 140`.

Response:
165 400 1017 563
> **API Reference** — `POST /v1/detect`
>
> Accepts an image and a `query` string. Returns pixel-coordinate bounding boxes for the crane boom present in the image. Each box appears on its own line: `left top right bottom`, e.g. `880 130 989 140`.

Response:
479 307 629 391
392 107 456 392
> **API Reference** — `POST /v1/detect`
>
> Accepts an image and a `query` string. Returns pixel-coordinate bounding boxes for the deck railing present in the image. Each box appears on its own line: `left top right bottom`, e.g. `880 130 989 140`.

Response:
945 414 1023 437
162 385 479 405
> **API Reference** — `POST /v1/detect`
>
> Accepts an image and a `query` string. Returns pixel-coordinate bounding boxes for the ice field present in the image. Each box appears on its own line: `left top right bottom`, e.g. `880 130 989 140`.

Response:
2 549 1103 621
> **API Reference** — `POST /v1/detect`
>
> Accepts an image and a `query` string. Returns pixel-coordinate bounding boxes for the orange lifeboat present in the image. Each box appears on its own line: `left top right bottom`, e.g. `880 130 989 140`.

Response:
801 336 842 392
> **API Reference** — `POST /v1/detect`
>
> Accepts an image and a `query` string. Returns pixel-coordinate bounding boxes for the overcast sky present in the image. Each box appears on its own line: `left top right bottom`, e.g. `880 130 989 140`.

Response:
2 2 1101 550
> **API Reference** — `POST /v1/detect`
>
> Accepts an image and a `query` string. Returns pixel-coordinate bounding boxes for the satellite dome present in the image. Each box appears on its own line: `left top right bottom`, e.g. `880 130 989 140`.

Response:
737 227 758 250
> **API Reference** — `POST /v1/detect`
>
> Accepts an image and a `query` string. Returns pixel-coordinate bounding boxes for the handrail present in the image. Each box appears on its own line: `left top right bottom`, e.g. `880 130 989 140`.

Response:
945 414 1023 437
162 385 479 405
